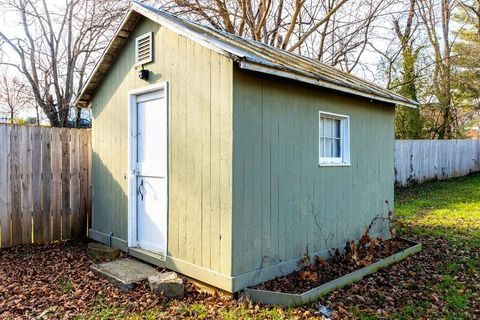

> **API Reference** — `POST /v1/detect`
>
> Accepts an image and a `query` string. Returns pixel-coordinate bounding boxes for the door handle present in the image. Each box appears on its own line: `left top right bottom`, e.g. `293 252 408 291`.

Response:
138 179 144 201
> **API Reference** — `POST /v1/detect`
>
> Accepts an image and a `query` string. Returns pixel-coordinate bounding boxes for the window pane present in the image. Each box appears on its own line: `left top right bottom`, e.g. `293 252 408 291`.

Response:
320 138 325 157
324 118 332 138
333 138 341 157
334 119 341 138
324 138 333 156
319 112 349 164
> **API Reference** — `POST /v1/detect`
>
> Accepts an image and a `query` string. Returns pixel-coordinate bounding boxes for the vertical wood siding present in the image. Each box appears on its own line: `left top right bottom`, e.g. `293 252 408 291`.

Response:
0 125 91 248
395 140 480 186
91 18 233 275
231 69 395 276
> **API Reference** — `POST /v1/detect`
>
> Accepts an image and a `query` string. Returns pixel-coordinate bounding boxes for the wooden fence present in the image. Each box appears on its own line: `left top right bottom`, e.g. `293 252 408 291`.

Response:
395 139 480 186
0 124 91 248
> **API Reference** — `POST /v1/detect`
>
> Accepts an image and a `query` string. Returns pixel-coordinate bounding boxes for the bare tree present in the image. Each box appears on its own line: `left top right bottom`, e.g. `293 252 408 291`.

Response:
0 70 31 123
417 0 459 138
162 0 395 72
0 0 127 127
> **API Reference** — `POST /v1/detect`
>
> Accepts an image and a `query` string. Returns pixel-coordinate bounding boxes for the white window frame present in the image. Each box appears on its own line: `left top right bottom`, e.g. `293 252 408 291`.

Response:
319 111 351 166
135 32 153 66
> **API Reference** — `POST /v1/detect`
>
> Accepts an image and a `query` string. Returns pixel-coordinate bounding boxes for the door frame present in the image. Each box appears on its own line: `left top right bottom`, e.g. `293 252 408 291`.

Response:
127 82 169 256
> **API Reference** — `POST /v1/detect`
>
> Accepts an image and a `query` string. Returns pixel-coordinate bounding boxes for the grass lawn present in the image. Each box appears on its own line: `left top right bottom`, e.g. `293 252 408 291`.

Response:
384 173 480 319
1 174 479 319
395 173 480 248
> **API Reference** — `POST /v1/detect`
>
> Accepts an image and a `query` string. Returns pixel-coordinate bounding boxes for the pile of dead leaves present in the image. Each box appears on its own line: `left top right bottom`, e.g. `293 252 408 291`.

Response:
254 236 411 294
0 240 162 318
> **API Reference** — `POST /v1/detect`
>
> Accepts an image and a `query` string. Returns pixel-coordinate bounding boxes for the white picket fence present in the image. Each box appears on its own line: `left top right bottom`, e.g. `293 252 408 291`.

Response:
394 140 480 186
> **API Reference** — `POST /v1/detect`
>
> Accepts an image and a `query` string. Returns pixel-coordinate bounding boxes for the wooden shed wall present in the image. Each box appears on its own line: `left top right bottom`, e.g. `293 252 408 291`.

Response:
231 68 395 286
91 18 233 276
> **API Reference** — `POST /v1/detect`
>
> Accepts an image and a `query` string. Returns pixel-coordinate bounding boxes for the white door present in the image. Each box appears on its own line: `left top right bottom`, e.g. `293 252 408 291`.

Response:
135 90 167 254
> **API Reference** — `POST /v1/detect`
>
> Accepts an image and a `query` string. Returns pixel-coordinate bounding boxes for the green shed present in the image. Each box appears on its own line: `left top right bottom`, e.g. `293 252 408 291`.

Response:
76 1 418 293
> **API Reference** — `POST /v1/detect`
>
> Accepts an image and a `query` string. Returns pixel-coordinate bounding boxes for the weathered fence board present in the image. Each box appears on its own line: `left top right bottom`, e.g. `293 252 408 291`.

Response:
10 126 22 246
0 124 91 248
51 129 62 241
41 128 51 243
32 127 42 243
395 140 480 186
20 126 32 244
60 128 71 240
0 125 9 247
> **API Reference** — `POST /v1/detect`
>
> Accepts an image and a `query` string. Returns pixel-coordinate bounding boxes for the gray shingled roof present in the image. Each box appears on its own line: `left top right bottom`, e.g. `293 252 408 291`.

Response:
76 1 419 108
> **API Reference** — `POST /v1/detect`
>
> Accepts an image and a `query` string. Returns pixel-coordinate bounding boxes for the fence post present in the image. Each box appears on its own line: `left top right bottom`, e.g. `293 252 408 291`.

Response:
0 125 10 247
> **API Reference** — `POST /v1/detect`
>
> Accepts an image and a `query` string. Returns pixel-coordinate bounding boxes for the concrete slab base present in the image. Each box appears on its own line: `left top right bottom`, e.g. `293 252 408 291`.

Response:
90 258 158 291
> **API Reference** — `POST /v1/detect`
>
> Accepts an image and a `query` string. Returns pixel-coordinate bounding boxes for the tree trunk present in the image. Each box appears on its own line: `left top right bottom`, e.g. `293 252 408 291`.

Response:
35 105 40 126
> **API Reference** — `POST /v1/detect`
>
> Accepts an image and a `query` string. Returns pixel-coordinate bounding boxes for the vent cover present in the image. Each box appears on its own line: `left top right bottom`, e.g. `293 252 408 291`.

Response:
135 32 153 65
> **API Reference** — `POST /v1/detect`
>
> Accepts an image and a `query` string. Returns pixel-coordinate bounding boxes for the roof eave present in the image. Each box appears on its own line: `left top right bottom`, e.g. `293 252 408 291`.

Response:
238 61 419 109
75 2 239 107
75 7 139 107
75 1 419 110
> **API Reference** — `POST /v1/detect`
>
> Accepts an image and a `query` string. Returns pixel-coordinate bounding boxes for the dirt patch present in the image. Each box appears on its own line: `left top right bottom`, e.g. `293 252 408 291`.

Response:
254 237 412 294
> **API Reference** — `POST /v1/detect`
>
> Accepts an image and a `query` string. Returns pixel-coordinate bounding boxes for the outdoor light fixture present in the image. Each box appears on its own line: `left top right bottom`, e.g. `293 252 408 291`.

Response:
138 66 149 81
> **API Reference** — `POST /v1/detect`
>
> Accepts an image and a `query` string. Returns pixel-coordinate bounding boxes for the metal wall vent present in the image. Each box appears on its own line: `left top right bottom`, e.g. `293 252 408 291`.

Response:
135 32 153 65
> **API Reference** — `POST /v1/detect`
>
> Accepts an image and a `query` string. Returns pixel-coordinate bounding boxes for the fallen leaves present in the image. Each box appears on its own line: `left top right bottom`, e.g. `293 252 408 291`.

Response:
2 190 480 320
313 233 480 319
0 240 161 318
0 234 478 319
254 237 411 294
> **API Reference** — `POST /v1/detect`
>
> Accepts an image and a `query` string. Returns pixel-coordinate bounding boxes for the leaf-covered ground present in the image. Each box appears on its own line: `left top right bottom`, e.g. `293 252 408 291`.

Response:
0 173 479 319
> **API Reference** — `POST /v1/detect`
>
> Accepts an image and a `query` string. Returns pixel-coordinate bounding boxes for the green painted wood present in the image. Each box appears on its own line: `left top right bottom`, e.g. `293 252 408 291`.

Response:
88 15 395 291
200 45 212 269
164 26 179 264
218 56 233 276
90 18 233 275
232 68 395 277
209 52 221 273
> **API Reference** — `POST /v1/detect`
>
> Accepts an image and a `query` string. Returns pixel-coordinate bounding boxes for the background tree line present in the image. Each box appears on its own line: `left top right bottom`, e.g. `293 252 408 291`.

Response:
0 0 479 139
